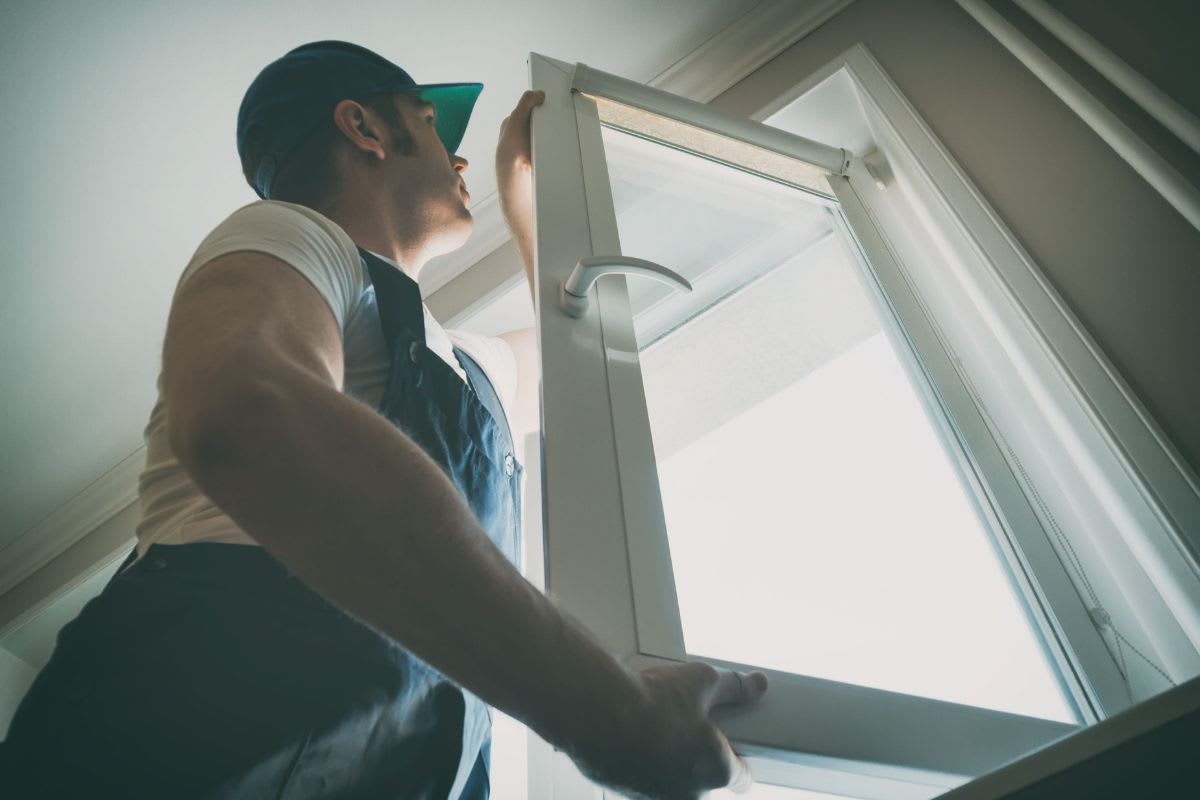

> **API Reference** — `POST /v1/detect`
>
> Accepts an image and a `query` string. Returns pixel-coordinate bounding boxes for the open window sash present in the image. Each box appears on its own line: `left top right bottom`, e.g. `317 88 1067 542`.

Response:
527 53 1084 799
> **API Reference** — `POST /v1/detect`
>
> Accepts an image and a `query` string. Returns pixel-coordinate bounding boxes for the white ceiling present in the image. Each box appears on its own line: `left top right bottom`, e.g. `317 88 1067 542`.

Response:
0 0 764 552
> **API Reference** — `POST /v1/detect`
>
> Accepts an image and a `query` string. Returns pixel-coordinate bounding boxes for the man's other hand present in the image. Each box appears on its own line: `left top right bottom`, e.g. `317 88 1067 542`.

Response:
495 90 544 230
572 661 769 799
496 89 545 298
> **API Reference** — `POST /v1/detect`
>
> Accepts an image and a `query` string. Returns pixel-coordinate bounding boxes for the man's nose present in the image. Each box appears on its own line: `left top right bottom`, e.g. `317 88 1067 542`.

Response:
451 155 469 173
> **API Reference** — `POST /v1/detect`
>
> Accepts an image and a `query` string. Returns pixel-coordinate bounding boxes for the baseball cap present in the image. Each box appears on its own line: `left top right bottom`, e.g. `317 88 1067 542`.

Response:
237 40 483 199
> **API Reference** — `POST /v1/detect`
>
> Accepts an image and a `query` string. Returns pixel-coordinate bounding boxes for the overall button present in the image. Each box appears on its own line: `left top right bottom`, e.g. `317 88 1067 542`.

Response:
504 454 515 476
408 341 422 364
145 555 168 572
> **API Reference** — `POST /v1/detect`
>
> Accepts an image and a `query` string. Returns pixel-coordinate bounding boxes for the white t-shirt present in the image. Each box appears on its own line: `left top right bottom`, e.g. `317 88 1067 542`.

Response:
134 200 518 557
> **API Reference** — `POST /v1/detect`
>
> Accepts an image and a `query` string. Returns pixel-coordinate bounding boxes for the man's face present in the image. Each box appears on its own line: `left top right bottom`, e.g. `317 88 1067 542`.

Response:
385 94 473 252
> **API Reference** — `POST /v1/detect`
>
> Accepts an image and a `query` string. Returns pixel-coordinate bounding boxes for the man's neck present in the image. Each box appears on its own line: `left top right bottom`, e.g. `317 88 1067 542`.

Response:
320 195 428 282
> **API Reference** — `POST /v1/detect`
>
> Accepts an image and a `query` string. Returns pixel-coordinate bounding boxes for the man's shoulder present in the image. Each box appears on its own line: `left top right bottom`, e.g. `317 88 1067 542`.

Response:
193 199 362 268
177 200 368 332
210 200 354 246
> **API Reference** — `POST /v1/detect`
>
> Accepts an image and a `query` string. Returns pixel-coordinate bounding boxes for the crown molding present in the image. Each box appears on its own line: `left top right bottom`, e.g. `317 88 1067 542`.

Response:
0 448 144 598
650 0 856 103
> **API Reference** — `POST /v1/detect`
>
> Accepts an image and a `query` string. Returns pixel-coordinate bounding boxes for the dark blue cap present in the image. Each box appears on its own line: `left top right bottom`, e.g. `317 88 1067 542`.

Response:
237 40 483 199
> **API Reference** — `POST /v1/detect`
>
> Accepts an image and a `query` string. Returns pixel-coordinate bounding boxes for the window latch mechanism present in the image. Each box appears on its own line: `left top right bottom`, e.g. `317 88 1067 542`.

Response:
559 256 692 318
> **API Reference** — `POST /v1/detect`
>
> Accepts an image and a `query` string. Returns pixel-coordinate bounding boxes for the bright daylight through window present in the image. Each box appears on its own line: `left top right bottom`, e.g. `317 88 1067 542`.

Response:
601 125 1075 723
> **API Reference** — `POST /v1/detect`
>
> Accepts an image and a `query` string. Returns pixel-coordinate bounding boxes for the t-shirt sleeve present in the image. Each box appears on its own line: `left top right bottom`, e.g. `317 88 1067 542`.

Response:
176 200 362 333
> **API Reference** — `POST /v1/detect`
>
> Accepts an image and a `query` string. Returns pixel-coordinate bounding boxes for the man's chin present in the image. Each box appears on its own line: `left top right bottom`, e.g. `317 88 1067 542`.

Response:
431 213 474 258
455 208 474 241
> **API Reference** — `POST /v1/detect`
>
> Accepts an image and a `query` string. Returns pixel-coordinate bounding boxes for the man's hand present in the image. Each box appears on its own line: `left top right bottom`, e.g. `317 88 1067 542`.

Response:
569 661 769 799
496 90 544 295
496 89 544 181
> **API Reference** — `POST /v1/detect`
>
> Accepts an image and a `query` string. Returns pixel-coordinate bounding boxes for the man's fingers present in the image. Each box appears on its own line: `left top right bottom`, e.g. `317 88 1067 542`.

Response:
499 91 545 142
509 90 545 124
709 669 768 708
520 89 546 109
725 744 755 794
709 672 763 793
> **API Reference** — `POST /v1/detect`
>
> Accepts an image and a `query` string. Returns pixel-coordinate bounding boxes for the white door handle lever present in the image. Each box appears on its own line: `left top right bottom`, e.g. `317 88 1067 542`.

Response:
560 256 692 318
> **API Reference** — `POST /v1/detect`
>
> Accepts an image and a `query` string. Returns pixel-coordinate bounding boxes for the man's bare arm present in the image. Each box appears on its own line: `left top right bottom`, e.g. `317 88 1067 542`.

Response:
163 251 638 757
494 90 541 435
496 90 540 302
166 249 766 798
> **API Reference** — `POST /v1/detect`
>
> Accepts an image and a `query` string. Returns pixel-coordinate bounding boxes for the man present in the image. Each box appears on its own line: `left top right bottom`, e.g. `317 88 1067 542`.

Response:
0 41 766 798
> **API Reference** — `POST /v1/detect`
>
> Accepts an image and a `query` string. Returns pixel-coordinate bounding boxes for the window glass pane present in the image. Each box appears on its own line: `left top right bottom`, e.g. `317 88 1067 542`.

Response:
601 125 1074 722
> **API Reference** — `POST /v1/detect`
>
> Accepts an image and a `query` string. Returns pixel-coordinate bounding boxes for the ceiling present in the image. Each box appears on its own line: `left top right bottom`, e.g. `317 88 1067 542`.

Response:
0 0 764 553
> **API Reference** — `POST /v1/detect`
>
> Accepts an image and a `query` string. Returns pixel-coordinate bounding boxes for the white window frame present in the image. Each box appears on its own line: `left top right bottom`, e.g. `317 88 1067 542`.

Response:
524 40 1200 800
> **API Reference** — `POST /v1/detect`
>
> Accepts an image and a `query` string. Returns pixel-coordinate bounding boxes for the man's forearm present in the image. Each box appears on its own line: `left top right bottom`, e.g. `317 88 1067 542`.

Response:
498 165 536 297
495 91 540 298
175 371 641 754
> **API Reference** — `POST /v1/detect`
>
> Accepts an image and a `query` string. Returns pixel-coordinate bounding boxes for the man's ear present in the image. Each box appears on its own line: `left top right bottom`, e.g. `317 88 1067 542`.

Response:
331 99 386 160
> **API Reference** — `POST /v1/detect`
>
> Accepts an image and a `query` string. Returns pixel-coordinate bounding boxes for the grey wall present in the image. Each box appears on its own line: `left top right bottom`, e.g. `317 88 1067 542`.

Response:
1009 0 1200 194
1044 0 1200 122
711 0 1200 476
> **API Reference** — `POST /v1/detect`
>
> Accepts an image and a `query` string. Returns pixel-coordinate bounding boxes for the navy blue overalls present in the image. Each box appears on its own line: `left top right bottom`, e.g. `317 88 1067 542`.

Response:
0 248 523 799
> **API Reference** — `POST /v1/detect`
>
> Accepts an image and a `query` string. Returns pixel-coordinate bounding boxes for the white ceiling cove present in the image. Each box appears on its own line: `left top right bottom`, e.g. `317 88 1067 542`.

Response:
0 0 764 552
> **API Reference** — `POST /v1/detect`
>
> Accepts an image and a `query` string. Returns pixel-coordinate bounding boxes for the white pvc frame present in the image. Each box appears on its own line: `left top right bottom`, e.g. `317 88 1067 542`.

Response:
528 44 1200 799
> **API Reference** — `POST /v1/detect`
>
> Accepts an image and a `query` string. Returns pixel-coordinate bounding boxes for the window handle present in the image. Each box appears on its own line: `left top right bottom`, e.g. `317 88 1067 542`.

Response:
560 256 693 318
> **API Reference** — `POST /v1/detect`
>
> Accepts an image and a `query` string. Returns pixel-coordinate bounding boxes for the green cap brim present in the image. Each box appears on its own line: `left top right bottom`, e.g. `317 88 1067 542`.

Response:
419 83 484 155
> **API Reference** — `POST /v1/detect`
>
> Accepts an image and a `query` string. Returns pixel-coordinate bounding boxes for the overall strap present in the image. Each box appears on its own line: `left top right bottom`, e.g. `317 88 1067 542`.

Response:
455 347 515 452
359 248 426 354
